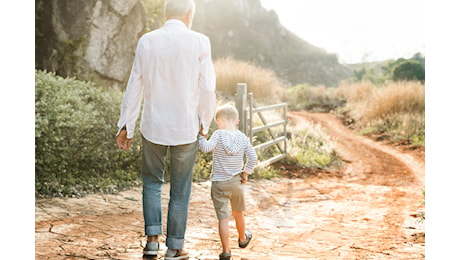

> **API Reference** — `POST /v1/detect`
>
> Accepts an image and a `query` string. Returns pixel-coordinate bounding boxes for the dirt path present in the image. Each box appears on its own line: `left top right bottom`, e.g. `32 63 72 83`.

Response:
35 111 425 259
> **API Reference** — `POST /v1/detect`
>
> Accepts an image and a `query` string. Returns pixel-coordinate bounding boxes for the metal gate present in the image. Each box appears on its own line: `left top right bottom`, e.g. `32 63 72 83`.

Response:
235 83 287 168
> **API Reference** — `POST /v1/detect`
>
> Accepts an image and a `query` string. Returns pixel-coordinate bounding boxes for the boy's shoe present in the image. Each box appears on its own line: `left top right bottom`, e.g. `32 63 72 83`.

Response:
143 241 159 256
165 248 189 260
238 229 253 248
219 251 232 260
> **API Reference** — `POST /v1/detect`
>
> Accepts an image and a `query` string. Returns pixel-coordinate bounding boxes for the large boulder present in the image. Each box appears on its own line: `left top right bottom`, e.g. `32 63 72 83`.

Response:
35 0 154 89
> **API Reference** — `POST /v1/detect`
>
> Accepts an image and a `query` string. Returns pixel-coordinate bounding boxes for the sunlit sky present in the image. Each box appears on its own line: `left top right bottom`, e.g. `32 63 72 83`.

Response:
260 0 425 64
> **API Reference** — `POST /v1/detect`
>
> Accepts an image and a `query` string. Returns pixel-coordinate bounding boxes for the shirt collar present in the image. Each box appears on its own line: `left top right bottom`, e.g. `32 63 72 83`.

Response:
164 19 188 29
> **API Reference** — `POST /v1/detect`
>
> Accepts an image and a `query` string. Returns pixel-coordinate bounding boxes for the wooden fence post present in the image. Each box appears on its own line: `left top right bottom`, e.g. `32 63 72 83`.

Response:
235 83 247 134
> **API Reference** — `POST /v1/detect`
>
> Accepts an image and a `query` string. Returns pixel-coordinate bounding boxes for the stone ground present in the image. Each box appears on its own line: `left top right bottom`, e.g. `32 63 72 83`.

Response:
35 111 425 259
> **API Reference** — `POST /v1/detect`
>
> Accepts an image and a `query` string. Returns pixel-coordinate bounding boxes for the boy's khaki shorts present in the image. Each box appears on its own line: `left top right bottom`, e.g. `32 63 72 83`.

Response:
211 174 246 220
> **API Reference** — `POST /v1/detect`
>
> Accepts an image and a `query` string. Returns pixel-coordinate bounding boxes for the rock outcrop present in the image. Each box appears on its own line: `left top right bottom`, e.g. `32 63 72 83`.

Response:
35 0 153 89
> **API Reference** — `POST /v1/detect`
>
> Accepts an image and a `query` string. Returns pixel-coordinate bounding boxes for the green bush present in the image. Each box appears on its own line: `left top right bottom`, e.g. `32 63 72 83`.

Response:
34 73 231 197
35 70 142 197
287 122 341 169
392 60 425 82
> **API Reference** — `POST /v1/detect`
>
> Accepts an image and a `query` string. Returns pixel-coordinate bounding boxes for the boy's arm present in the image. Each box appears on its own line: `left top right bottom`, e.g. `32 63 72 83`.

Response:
198 131 219 153
243 139 258 175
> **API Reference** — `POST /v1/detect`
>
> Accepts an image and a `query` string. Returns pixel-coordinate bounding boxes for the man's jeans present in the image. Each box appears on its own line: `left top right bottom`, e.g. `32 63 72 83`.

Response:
141 135 197 250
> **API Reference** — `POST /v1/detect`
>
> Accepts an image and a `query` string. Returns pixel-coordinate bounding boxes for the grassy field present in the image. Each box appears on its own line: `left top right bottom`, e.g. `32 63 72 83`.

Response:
336 80 425 144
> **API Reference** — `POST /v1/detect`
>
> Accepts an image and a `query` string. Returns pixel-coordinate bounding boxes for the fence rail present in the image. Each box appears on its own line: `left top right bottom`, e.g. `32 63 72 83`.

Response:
235 83 287 168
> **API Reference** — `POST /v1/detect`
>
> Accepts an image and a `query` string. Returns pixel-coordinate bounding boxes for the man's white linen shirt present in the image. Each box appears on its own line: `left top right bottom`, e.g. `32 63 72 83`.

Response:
117 19 216 146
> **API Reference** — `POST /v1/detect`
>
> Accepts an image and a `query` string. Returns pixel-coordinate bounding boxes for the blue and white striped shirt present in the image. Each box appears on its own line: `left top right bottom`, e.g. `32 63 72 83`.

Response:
198 129 258 181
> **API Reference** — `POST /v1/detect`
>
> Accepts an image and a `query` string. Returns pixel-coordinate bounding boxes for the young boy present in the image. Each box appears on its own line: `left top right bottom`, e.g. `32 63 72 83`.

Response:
198 104 258 260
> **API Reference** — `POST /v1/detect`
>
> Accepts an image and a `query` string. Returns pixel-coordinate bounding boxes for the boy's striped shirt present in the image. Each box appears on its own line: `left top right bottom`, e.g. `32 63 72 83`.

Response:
198 129 258 181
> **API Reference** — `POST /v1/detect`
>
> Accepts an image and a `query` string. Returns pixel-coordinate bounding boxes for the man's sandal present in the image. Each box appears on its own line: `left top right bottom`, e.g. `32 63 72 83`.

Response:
143 241 159 257
219 251 231 260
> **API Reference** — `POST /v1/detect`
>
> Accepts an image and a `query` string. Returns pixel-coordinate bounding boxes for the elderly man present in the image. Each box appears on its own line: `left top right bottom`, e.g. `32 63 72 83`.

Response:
115 0 216 258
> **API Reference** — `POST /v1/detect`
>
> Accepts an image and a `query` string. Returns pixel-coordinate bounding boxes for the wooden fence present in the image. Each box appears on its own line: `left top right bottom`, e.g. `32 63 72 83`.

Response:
235 83 288 168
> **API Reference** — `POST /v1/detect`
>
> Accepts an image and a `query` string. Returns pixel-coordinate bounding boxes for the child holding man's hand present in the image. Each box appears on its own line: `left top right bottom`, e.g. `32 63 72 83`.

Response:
198 104 257 260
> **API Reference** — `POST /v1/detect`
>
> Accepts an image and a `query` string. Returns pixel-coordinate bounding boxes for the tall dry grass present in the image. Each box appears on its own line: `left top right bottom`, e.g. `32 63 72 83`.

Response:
338 80 425 143
337 80 374 104
214 56 286 104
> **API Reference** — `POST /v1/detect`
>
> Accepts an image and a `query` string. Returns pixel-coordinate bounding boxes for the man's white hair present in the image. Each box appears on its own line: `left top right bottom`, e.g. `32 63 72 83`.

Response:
164 0 196 18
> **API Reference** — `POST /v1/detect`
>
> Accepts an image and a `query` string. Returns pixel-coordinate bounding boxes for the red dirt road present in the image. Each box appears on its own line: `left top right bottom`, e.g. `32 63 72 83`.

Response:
35 111 425 259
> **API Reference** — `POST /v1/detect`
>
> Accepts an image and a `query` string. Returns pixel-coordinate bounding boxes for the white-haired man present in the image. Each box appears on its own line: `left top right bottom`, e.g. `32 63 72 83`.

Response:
116 0 216 258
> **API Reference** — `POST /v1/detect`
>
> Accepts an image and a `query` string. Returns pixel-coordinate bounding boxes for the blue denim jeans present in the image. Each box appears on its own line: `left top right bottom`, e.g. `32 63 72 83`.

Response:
141 135 197 249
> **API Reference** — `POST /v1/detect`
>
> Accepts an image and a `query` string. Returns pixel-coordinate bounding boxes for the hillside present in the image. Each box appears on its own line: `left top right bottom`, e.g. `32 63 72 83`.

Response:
35 0 352 88
192 0 352 86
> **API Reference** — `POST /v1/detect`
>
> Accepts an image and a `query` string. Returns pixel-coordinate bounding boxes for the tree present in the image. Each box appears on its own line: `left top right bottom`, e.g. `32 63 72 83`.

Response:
353 68 366 81
411 52 425 69
391 60 425 82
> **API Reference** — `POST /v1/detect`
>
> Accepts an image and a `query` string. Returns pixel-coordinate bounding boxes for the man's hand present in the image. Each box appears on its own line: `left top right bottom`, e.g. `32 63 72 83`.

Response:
116 129 132 150
199 125 208 139
241 172 249 184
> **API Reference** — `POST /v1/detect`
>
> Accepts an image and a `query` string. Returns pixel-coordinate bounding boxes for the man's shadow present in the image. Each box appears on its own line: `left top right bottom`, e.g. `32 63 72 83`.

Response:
142 255 159 260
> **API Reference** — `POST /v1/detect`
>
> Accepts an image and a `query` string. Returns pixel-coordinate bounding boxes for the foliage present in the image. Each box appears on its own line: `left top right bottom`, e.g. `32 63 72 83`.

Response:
418 189 425 223
252 166 280 180
348 52 425 84
383 53 425 76
337 81 425 144
141 0 165 32
353 68 366 81
286 122 341 169
286 84 344 112
348 62 389 85
392 60 425 82
35 70 218 197
35 70 142 198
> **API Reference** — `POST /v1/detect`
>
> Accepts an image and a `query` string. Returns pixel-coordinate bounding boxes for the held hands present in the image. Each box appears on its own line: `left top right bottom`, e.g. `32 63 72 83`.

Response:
241 172 249 184
199 125 208 139
116 129 132 150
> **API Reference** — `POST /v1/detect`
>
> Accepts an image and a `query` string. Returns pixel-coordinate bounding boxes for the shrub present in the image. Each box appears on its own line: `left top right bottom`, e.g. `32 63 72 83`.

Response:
286 84 344 112
338 81 425 143
336 80 374 104
362 81 424 123
286 121 341 169
214 57 285 104
392 60 425 82
35 70 142 197
252 166 280 179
